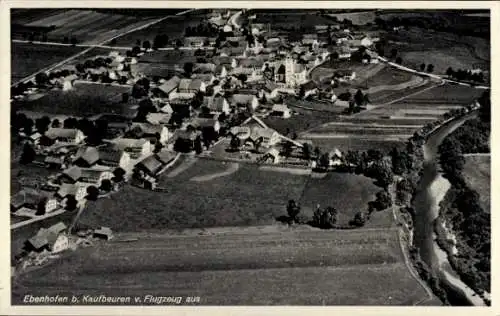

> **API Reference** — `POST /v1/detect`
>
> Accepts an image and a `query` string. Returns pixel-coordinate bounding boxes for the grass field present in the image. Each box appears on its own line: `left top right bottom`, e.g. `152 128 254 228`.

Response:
78 160 310 231
299 172 379 225
11 82 134 117
12 227 431 305
11 43 84 83
463 154 490 213
263 109 338 135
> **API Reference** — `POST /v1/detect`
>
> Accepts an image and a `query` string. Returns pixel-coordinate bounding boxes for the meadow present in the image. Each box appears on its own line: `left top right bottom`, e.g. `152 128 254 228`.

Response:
463 154 490 213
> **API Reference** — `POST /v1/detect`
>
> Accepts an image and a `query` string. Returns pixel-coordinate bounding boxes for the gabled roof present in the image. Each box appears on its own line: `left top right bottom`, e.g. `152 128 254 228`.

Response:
228 126 251 139
301 80 318 91
155 150 177 164
113 138 148 149
176 130 201 141
265 147 280 157
74 147 100 165
146 112 171 125
130 123 166 136
56 183 81 198
97 146 125 163
231 94 257 105
94 226 113 236
194 63 216 74
157 76 181 94
191 73 215 83
272 104 290 112
136 155 163 175
238 58 264 68
190 118 218 129
249 126 277 141
62 166 82 182
204 96 228 112
178 79 193 91
11 188 46 208
263 82 279 92
45 128 80 140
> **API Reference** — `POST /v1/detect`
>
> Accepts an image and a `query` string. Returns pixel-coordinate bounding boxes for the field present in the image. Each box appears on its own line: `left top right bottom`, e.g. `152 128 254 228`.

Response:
78 159 310 231
384 27 490 75
253 12 336 30
300 172 380 225
297 83 481 153
11 9 159 45
11 82 135 117
327 10 377 25
463 154 490 213
12 227 431 305
11 43 84 83
110 15 204 47
263 109 338 135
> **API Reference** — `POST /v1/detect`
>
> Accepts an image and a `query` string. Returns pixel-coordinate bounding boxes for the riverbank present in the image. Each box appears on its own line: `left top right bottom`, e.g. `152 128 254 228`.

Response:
428 174 487 306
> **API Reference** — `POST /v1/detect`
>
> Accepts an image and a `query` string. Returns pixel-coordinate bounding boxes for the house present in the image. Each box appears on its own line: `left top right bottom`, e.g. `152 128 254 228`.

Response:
189 118 221 133
262 82 280 100
338 47 352 59
329 148 343 167
146 112 172 125
44 128 85 144
191 73 216 85
184 36 208 47
97 146 131 169
159 103 174 114
174 130 201 152
231 94 260 112
129 123 170 144
193 63 216 74
271 104 292 119
301 80 319 98
302 34 319 47
262 147 281 164
79 168 114 186
203 96 231 115
249 126 281 148
73 146 100 168
223 24 233 33
56 183 88 202
334 70 356 82
44 155 65 169
26 132 42 145
228 126 252 140
60 166 82 184
154 76 181 98
11 188 58 214
93 227 114 240
112 138 152 159
155 150 177 165
177 79 206 94
134 155 164 177
25 222 68 253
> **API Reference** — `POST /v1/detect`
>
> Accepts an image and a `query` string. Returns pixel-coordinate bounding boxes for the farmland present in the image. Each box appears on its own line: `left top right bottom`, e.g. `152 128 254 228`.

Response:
263 108 338 135
299 172 380 225
11 82 135 117
77 159 310 231
463 154 490 213
12 227 431 305
11 43 84 83
11 9 160 45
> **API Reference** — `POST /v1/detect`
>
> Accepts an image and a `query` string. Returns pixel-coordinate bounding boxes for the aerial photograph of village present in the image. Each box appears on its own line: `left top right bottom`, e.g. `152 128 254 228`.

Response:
9 7 490 307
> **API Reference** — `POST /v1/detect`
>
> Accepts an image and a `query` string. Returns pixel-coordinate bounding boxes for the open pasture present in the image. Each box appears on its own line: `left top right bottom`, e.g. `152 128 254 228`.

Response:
12 226 431 305
463 154 490 213
307 123 418 137
298 137 405 154
11 43 84 83
78 160 310 231
299 172 380 225
11 82 134 117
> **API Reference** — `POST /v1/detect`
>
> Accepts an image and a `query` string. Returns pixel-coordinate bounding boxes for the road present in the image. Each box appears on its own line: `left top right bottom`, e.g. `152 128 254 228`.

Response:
11 9 197 87
11 208 67 230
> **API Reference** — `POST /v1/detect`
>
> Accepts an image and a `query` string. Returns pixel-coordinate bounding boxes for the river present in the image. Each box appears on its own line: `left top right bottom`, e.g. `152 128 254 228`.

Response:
412 112 482 306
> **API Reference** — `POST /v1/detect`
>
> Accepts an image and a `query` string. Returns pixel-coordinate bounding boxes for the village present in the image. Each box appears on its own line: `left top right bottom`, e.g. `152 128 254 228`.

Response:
9 7 491 306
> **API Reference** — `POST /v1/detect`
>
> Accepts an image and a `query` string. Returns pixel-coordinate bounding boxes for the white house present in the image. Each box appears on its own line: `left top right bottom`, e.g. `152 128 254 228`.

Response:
44 128 85 144
79 168 114 186
204 96 231 115
271 104 291 119
130 123 170 145
112 138 152 159
231 94 260 112
98 147 132 170
223 24 233 33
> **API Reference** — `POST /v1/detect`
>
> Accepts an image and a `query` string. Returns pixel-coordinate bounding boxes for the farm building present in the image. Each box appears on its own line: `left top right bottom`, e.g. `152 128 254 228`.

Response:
231 94 260 112
129 123 170 145
177 79 206 94
93 227 114 240
134 155 164 178
155 150 177 165
262 147 281 164
228 126 252 140
55 183 88 203
262 82 280 100
73 147 100 168
271 104 292 119
193 63 217 74
25 222 68 253
203 96 231 115
301 80 319 98
153 76 181 98
146 112 172 125
11 188 58 214
112 138 152 159
191 73 216 85
44 128 85 145
189 118 221 133
174 130 202 152
249 126 281 149
79 168 114 187
97 146 131 170
184 36 208 47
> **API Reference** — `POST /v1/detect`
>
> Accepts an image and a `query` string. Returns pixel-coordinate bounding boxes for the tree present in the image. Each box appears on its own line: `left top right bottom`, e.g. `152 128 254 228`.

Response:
50 118 60 128
70 37 77 45
36 198 47 216
20 143 36 165
286 199 301 223
230 136 241 151
237 74 248 85
314 146 321 159
35 116 51 134
194 136 203 154
390 48 398 58
395 56 402 64
142 40 151 50
313 206 338 228
352 211 367 227
374 190 392 211
35 72 49 86
354 89 364 106
100 179 113 192
65 195 78 211
302 143 312 160
86 186 99 201
319 153 330 170
446 67 454 77
426 64 434 73
420 63 426 72
282 141 293 158
184 62 194 76
23 118 34 135
131 46 141 56
113 168 126 183
175 39 183 48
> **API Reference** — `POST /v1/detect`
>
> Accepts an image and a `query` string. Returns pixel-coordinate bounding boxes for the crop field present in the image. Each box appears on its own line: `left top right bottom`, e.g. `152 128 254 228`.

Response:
11 82 135 117
299 172 379 225
253 12 335 30
463 154 490 213
298 137 405 154
307 123 419 136
11 43 84 83
12 227 431 305
285 98 346 114
263 109 338 135
111 15 204 47
397 84 484 106
327 10 377 25
77 160 310 231
11 9 158 45
363 66 416 87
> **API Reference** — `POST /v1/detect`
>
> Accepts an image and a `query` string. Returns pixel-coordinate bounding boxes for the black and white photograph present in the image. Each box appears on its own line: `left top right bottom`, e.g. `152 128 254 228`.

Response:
5 1 492 310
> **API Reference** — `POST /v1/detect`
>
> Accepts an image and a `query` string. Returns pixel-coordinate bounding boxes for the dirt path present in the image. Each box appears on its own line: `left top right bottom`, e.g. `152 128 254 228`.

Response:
165 156 198 178
11 209 66 230
190 162 239 182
